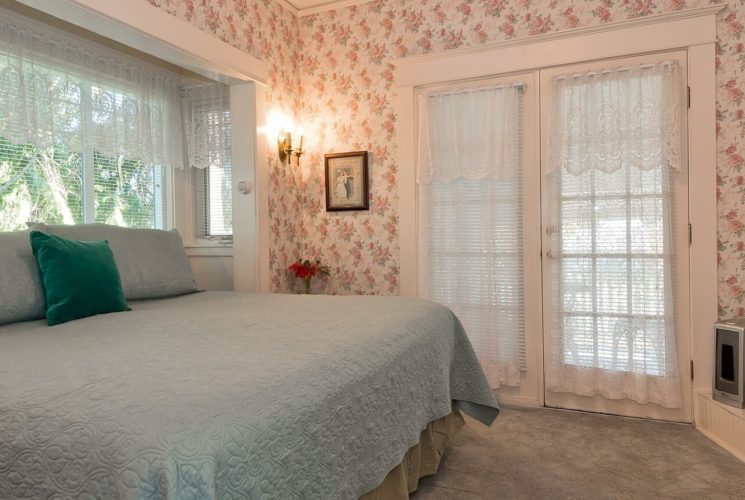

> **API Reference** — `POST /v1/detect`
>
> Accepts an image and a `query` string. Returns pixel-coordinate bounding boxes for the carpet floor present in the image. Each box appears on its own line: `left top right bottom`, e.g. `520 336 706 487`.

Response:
412 405 745 499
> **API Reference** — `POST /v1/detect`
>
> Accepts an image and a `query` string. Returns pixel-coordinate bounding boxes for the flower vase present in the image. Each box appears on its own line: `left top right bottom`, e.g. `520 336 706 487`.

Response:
303 278 312 294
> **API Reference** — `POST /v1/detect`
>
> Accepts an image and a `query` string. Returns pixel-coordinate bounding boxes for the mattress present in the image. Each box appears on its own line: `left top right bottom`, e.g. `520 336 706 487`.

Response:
0 291 498 499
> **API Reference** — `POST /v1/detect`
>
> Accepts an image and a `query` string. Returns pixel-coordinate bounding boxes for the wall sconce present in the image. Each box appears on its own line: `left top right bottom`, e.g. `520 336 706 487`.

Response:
278 129 304 165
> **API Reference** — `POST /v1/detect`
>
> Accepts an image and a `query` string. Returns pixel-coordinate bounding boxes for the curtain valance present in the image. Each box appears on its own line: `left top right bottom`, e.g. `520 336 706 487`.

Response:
417 83 524 185
548 61 682 176
183 81 231 170
0 8 229 170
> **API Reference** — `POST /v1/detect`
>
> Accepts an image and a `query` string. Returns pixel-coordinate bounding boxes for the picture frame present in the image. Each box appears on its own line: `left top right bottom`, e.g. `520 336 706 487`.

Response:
324 151 369 211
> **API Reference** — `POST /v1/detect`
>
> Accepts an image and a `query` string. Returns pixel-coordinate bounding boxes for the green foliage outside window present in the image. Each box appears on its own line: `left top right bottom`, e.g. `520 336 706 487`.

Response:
0 137 83 230
93 151 160 228
0 136 163 232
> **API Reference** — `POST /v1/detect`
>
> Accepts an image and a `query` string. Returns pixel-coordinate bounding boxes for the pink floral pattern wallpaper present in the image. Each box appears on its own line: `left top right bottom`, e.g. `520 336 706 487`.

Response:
147 0 745 318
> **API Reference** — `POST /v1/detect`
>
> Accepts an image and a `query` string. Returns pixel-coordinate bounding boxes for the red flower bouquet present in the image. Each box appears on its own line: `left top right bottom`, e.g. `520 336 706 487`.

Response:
288 259 330 294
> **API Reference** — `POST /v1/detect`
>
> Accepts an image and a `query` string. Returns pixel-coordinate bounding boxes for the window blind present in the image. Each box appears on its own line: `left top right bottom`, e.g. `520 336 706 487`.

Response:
418 82 526 388
195 161 232 238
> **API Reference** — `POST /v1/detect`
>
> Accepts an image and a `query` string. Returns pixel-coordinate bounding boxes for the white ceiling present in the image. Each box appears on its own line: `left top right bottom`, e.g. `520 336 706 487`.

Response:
285 0 369 16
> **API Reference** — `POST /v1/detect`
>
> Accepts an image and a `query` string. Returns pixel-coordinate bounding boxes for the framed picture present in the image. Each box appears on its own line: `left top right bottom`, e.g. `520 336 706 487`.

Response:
324 151 369 211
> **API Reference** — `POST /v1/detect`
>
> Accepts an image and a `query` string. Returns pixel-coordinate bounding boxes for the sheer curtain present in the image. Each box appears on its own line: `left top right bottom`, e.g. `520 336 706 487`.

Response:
183 80 231 171
418 83 525 388
545 61 684 408
0 6 231 232
0 7 184 169
183 80 233 237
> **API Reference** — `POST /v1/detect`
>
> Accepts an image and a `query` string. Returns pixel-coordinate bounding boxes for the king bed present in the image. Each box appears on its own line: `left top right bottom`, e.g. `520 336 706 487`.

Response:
0 226 498 499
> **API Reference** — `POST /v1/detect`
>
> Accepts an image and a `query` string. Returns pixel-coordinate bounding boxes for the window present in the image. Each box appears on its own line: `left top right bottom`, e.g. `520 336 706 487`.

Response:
196 163 232 239
0 8 188 232
0 139 168 231
184 82 232 241
418 82 526 388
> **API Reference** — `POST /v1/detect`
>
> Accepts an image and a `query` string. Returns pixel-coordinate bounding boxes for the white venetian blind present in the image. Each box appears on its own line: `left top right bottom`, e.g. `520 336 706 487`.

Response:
185 81 232 239
418 82 526 388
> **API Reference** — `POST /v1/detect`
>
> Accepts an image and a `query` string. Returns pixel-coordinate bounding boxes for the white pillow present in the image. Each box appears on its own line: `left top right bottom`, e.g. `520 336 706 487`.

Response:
30 224 199 300
0 230 46 325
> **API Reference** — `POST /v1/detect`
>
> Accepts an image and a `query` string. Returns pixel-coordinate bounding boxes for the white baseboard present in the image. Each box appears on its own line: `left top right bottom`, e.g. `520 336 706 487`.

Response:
693 389 745 464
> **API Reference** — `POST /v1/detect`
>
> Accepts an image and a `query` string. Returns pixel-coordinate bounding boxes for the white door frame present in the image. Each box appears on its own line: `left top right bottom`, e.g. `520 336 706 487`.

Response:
396 5 720 415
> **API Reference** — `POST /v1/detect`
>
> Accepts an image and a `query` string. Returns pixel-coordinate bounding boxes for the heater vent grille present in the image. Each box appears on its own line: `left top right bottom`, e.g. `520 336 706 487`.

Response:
714 321 745 408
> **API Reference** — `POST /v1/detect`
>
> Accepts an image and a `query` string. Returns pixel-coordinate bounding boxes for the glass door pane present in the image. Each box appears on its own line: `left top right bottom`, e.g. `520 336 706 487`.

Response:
540 51 691 422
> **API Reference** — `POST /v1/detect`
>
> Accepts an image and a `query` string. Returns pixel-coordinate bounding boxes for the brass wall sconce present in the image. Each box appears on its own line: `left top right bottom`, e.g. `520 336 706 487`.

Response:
278 129 304 165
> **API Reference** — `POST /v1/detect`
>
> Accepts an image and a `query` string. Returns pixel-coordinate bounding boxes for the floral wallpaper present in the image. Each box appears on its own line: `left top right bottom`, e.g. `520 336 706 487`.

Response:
148 0 745 318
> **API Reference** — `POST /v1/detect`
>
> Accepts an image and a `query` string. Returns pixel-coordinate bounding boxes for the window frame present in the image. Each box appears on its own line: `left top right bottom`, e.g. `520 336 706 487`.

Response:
185 89 233 245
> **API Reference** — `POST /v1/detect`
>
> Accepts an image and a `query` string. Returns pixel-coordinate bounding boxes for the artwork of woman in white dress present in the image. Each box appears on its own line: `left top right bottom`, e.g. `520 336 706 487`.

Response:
325 151 369 211
334 168 353 200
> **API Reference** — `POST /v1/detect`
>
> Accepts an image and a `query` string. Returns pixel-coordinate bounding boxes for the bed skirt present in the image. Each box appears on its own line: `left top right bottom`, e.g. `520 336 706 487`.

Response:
360 408 465 499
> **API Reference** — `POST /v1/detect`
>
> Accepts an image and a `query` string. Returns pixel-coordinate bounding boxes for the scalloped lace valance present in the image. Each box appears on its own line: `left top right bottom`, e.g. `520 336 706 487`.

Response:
0 7 228 170
183 81 231 170
417 83 524 185
547 61 682 176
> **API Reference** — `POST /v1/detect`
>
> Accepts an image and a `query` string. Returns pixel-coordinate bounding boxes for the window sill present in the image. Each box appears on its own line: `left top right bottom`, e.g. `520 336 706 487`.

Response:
184 244 233 257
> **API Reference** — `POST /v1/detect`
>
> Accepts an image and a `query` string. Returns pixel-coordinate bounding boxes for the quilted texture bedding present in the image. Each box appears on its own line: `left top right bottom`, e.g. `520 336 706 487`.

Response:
0 292 498 499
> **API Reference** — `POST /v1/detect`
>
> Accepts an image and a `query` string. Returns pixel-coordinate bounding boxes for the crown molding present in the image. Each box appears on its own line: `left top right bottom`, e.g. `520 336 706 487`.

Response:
295 0 370 17
275 0 299 17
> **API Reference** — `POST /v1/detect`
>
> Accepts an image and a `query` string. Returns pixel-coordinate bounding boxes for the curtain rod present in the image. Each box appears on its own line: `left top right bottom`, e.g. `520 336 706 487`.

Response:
424 82 526 98
553 61 678 81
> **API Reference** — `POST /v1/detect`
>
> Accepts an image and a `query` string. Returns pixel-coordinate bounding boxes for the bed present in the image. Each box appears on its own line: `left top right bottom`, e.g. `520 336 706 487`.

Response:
0 290 498 499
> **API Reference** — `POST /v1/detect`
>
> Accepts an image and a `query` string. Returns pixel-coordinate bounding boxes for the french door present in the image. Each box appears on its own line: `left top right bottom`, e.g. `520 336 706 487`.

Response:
540 51 691 422
417 50 691 421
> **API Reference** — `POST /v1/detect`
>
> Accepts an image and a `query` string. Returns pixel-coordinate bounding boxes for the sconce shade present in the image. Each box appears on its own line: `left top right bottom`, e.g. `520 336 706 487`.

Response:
278 130 291 162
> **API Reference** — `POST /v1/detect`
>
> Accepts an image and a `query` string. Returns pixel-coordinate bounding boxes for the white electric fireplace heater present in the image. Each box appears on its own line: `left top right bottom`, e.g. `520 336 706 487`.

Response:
714 318 745 408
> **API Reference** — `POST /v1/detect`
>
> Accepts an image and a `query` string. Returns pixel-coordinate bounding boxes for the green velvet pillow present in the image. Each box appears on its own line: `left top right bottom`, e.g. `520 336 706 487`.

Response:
30 231 130 326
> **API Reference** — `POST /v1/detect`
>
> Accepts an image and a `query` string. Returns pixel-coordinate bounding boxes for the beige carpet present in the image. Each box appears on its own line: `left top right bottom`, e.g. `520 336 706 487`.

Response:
413 405 745 499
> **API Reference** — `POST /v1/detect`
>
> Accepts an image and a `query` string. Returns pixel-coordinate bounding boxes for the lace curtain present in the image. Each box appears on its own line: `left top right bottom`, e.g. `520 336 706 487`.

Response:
418 83 526 388
548 61 682 175
418 84 521 185
183 80 231 170
545 61 683 408
0 7 184 168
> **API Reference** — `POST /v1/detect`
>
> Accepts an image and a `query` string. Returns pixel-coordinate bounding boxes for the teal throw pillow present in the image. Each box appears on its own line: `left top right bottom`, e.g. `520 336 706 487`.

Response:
30 231 130 326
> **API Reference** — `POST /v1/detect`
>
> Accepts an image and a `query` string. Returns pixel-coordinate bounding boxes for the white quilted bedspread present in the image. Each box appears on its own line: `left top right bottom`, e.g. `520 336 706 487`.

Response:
0 292 498 499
